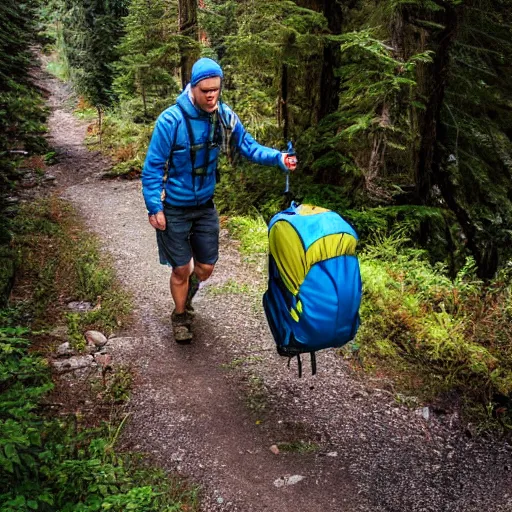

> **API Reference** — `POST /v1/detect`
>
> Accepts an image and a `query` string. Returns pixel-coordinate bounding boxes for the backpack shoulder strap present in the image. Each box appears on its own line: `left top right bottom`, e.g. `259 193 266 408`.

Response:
176 103 197 170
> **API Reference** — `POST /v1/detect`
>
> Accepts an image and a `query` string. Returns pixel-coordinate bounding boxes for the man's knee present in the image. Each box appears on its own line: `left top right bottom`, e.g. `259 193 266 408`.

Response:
171 263 192 285
194 262 214 281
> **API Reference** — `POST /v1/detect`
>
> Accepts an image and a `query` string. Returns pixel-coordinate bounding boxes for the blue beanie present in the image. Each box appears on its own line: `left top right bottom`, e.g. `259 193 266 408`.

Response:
190 58 223 86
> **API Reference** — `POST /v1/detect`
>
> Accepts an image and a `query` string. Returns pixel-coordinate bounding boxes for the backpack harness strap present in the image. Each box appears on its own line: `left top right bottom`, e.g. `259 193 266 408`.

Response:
175 104 220 181
287 352 316 378
310 351 317 376
287 354 303 378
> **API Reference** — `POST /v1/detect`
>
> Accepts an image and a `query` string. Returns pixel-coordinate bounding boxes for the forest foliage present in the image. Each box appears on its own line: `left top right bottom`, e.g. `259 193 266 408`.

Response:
30 0 512 425
0 198 197 511
38 0 512 280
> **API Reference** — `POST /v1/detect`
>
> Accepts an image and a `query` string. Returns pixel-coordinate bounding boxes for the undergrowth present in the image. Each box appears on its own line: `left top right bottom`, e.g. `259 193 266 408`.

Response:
225 216 268 258
357 232 512 430
227 215 512 432
84 108 153 179
2 194 198 510
11 197 131 339
0 326 198 511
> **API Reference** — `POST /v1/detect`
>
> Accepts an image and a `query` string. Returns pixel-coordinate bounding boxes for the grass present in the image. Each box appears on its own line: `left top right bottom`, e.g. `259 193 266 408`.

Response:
85 109 153 178
225 216 268 256
0 327 199 511
11 197 132 342
45 60 69 82
207 278 254 296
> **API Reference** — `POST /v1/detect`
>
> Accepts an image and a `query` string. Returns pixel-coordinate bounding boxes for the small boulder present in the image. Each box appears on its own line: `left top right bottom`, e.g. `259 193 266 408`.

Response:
274 475 305 487
270 445 280 455
56 342 75 358
67 301 92 312
52 355 95 373
85 330 108 347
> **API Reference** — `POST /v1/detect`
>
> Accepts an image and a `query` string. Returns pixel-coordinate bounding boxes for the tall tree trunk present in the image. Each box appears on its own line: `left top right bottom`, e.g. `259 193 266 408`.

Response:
434 144 499 278
178 0 198 88
295 0 343 120
280 63 289 140
318 0 343 120
364 7 407 190
415 2 459 201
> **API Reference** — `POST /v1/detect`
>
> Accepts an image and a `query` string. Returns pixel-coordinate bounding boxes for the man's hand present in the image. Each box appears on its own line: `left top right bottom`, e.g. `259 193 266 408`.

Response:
149 211 166 230
283 153 297 171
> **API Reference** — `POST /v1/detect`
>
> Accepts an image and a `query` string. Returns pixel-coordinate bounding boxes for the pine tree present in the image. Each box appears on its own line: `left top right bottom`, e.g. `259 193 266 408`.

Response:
219 0 327 143
178 0 200 87
60 0 128 132
114 0 181 119
433 0 512 277
0 0 47 304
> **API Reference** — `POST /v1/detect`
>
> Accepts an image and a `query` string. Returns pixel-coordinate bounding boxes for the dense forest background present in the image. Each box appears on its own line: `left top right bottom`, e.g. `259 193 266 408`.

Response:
33 0 512 281
3 1 512 507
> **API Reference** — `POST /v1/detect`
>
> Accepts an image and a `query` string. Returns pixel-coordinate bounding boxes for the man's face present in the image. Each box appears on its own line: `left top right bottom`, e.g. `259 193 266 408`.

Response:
192 77 221 113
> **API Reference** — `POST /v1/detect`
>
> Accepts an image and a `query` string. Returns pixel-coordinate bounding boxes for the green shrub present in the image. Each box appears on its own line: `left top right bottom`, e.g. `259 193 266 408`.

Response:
0 326 198 511
357 232 512 429
12 197 131 334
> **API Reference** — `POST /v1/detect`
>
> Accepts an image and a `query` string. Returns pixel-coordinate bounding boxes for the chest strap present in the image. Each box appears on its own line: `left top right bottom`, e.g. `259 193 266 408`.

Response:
176 104 219 177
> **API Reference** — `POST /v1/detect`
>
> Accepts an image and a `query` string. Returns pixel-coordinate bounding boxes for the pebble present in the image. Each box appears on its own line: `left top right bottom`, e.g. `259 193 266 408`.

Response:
56 341 74 357
67 301 93 312
273 475 305 488
52 355 95 373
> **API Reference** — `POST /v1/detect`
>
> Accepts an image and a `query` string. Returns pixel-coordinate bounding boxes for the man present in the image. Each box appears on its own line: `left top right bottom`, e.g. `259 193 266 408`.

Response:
142 57 297 343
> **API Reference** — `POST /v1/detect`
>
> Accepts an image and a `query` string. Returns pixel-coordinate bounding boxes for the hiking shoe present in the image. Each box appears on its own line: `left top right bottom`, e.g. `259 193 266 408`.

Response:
171 310 193 344
185 273 200 313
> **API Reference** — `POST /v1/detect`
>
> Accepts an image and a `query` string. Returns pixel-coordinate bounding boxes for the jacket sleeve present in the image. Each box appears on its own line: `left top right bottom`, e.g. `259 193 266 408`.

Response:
230 111 287 172
141 111 176 215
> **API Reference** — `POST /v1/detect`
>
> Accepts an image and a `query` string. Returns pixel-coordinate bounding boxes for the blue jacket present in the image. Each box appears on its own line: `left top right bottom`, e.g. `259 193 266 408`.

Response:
142 87 287 214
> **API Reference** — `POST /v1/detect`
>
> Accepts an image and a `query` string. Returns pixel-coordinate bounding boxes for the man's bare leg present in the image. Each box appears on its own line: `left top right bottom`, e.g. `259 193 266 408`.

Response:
194 261 214 282
170 260 214 314
170 260 193 314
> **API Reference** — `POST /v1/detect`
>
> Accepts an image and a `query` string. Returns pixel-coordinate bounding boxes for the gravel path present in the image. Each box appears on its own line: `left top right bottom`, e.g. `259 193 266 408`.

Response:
40 64 512 512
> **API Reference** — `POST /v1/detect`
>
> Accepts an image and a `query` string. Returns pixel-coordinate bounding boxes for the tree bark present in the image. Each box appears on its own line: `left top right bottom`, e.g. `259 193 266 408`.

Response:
178 0 199 88
415 2 459 201
294 0 343 120
280 63 289 140
318 0 343 120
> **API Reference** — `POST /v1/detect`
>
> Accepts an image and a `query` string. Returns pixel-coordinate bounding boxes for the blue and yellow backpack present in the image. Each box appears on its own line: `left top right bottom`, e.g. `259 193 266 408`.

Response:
263 202 362 376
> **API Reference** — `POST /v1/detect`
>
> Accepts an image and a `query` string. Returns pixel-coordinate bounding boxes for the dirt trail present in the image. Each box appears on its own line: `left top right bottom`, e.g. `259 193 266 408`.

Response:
40 65 512 512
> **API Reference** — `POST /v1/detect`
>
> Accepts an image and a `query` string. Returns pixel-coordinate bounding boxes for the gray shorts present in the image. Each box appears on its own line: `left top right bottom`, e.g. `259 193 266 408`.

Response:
156 201 219 268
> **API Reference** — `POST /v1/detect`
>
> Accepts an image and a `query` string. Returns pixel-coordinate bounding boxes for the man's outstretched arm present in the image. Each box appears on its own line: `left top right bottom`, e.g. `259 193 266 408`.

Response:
228 110 297 171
